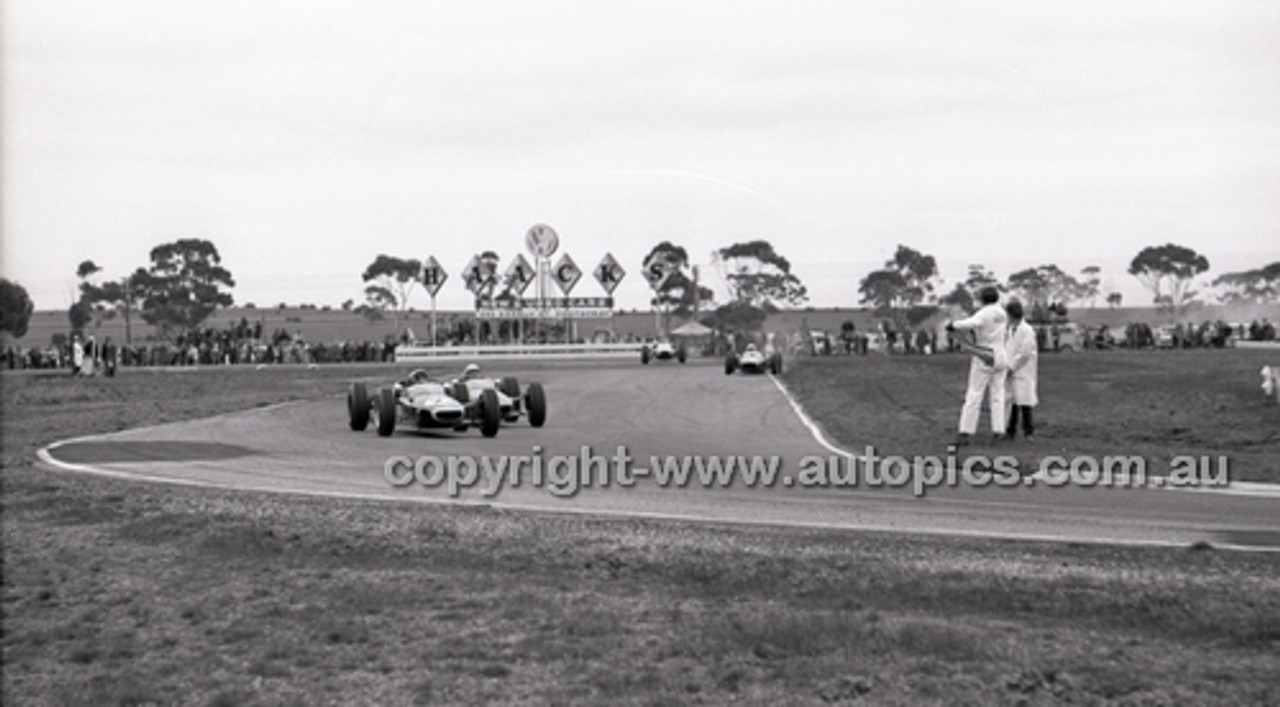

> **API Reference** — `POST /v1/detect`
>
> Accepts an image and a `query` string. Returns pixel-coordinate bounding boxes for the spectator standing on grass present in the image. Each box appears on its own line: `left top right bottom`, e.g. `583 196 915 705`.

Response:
946 286 1008 446
71 334 84 376
88 335 102 375
1002 300 1038 439
102 337 117 377
916 328 931 355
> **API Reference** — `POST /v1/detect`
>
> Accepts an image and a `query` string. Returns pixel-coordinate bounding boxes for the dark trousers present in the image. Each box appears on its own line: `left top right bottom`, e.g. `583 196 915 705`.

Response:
1007 405 1034 437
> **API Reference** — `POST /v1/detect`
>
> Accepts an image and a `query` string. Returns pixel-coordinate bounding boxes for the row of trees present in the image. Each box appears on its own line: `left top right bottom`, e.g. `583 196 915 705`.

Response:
1 239 1276 345
0 238 238 346
353 242 1277 338
641 239 808 333
856 243 1278 331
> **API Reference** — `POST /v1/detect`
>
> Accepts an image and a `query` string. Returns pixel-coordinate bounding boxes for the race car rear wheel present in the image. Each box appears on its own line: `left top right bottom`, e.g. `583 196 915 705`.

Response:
526 382 547 428
451 381 469 403
478 389 501 438
374 387 396 437
725 355 738 375
770 354 783 375
348 382 370 431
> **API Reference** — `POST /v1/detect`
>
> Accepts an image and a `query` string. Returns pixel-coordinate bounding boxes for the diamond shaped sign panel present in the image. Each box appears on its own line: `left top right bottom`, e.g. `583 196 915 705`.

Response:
421 256 448 297
551 253 582 295
641 253 674 291
505 254 536 295
462 255 496 295
593 252 625 295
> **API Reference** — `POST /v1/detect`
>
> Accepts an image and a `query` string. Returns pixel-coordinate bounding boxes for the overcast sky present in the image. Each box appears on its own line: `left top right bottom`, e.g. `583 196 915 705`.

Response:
5 1 1278 312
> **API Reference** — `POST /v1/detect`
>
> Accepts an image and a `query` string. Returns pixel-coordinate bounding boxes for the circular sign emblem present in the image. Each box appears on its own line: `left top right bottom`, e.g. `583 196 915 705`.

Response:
525 223 559 258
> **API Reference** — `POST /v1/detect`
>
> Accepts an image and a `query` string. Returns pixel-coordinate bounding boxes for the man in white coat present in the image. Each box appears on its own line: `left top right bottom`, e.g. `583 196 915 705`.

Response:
946 286 1008 445
70 334 84 376
1003 300 1038 439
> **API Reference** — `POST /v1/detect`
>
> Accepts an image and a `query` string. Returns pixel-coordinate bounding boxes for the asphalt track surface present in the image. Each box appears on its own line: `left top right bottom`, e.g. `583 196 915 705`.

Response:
39 360 1280 551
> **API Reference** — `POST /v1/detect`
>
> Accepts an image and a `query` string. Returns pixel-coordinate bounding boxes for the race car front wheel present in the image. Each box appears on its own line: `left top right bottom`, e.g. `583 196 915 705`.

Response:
526 382 547 428
348 382 370 431
479 389 501 438
725 355 738 375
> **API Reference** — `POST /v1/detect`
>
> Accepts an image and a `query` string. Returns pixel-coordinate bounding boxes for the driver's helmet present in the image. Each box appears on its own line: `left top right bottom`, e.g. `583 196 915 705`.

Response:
402 368 431 386
745 343 758 352
462 363 481 379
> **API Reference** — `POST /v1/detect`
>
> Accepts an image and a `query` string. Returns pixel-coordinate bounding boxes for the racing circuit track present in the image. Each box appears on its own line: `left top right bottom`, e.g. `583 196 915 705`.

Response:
38 360 1280 551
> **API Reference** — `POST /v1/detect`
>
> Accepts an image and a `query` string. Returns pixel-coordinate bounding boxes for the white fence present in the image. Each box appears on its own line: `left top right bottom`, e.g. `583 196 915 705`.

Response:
394 342 646 363
1236 340 1280 350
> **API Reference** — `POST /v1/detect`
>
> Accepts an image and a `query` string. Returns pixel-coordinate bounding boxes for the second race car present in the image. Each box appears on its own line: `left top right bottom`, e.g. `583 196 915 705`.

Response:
641 339 687 364
348 364 547 438
725 343 783 375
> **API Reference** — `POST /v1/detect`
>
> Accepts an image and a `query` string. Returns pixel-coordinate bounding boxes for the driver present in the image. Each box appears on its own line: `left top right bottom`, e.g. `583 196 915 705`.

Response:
400 368 431 387
461 363 482 380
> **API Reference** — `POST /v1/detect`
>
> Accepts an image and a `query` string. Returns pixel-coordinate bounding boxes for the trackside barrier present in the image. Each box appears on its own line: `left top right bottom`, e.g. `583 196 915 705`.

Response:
394 342 647 363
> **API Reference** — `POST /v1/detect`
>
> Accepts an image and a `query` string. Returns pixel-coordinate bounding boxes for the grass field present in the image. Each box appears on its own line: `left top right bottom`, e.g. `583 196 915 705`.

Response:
783 347 1280 484
3 355 1279 705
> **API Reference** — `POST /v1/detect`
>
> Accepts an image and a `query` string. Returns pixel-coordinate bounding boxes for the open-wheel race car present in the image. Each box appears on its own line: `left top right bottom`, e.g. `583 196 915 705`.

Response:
641 339 687 365
348 364 547 438
725 343 783 375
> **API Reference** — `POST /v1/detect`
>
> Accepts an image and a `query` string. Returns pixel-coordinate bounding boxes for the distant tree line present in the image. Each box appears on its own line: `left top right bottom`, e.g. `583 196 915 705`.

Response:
3 236 1277 349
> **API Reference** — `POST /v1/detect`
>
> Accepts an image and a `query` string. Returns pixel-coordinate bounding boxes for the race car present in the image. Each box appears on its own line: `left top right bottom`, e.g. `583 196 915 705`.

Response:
641 339 687 364
725 343 782 375
347 364 547 438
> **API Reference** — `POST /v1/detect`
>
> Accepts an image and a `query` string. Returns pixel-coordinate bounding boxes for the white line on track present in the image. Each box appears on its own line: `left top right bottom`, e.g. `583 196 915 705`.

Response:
34 438 1280 553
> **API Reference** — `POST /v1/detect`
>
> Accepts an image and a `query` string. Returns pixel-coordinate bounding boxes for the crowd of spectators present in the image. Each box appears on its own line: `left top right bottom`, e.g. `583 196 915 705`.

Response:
797 317 1277 357
3 316 1276 372
0 320 655 372
1084 319 1275 350
1 318 407 372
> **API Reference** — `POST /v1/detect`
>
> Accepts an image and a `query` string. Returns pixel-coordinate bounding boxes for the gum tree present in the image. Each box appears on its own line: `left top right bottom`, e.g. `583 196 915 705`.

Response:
1128 243 1209 317
136 239 236 339
361 254 423 335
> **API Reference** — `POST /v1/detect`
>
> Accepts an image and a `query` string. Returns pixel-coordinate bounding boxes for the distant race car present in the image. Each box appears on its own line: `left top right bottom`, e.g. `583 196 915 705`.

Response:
641 339 687 365
725 344 782 375
347 364 547 438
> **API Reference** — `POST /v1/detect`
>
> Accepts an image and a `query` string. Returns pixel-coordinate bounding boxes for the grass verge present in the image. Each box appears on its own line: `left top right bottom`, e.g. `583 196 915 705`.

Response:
780 348 1280 483
3 363 1279 705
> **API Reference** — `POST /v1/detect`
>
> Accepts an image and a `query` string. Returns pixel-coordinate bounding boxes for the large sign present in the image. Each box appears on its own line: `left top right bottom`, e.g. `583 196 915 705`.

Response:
421 256 448 297
525 223 559 259
593 252 625 295
475 296 614 320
